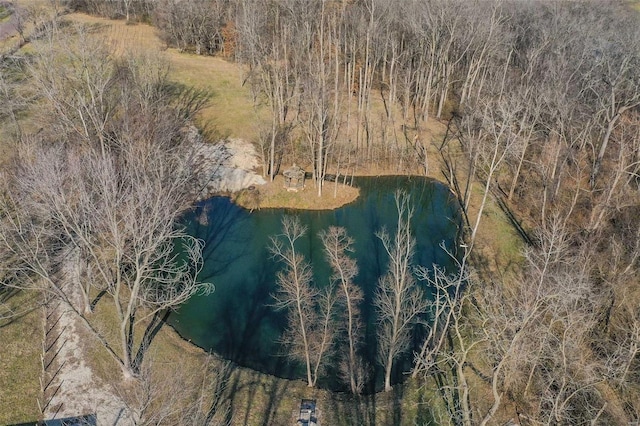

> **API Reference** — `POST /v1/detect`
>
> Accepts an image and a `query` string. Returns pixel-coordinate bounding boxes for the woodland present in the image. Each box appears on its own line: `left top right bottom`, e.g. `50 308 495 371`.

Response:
1 0 640 425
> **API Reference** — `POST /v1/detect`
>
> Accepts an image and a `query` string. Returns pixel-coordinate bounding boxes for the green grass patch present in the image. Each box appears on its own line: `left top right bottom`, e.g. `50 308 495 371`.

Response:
0 6 11 22
168 54 268 142
0 291 43 425
482 194 524 271
630 0 640 12
464 181 524 280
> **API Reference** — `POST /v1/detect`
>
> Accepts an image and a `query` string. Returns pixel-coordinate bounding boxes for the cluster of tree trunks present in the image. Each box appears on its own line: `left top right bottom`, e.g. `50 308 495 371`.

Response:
245 1 640 422
0 27 212 380
271 192 426 394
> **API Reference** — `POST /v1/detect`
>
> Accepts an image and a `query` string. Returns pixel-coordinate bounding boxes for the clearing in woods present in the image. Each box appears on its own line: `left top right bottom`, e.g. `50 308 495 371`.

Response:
67 13 265 142
63 13 365 211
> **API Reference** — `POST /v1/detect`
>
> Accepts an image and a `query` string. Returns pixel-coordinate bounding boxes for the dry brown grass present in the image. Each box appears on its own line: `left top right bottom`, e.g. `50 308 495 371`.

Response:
235 175 360 211
169 53 266 141
66 13 161 55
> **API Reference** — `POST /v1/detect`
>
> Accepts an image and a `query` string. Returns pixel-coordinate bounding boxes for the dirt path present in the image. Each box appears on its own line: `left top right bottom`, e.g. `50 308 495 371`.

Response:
42 249 131 425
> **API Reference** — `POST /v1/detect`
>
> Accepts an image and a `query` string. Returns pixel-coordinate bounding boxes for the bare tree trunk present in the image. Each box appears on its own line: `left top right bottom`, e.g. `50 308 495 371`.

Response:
320 226 363 393
271 217 315 386
374 191 426 392
311 286 337 387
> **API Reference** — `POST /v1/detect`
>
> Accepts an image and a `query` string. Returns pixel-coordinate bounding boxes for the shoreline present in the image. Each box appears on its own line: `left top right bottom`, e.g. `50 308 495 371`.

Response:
174 174 459 396
232 174 361 211
231 171 447 211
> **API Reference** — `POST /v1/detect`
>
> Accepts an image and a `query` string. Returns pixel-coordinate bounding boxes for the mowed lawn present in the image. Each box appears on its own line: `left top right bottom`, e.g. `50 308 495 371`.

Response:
0 292 43 425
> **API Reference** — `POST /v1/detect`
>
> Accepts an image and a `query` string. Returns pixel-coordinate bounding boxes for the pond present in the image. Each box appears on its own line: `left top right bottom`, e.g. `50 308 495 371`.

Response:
169 176 461 392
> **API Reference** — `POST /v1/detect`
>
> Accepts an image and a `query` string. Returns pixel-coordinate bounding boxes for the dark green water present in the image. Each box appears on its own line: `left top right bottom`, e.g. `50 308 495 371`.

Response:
170 176 461 392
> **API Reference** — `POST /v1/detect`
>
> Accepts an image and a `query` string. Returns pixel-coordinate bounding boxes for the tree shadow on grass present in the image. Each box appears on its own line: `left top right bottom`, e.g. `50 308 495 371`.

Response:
0 288 40 329
258 374 291 426
204 358 235 424
90 289 107 311
320 378 442 426
324 393 376 425
132 310 171 373
224 369 287 426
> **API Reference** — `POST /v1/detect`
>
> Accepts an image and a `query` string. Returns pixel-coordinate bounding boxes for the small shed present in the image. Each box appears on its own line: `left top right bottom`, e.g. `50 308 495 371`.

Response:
296 399 318 426
283 165 305 192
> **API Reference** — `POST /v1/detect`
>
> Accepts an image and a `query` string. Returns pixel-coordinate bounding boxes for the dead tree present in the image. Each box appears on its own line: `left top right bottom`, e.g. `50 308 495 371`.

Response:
270 216 337 387
374 190 427 392
320 226 365 393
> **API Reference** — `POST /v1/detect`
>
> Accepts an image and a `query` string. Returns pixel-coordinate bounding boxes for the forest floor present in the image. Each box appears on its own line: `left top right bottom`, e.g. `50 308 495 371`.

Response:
0 9 521 426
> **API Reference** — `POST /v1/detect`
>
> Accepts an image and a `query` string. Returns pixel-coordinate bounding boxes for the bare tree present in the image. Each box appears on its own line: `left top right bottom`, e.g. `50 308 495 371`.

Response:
1 127 211 379
374 190 427 392
113 353 233 425
270 216 316 387
0 35 212 379
311 285 339 386
460 95 518 248
481 220 609 425
154 0 228 55
320 226 365 394
413 252 480 426
584 14 640 187
270 215 336 387
607 299 640 391
299 0 343 197
27 25 116 155
237 0 300 181
588 120 640 231
72 0 153 23
412 218 611 425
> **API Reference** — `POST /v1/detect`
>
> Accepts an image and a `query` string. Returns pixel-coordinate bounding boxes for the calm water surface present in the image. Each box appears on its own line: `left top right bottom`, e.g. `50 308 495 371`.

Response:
170 176 461 391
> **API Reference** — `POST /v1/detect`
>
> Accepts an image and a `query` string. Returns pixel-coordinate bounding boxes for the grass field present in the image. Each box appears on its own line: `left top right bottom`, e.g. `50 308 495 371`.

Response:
0 291 43 425
64 13 265 142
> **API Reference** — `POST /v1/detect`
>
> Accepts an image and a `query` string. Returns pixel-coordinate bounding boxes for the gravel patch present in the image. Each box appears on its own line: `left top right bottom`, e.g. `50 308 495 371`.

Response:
43 249 131 425
189 128 265 200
